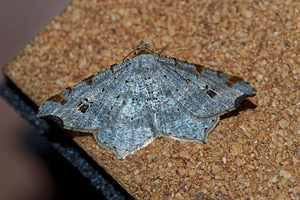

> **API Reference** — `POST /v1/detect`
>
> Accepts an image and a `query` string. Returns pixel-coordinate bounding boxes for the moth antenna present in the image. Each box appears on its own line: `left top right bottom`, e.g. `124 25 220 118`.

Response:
123 40 157 60
123 48 137 61
154 42 170 55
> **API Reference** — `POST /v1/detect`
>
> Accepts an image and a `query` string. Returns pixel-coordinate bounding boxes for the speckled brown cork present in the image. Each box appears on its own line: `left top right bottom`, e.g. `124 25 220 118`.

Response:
3 0 299 199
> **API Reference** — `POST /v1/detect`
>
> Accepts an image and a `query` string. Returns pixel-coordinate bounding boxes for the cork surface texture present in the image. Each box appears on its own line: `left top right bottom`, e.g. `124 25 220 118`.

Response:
3 0 299 199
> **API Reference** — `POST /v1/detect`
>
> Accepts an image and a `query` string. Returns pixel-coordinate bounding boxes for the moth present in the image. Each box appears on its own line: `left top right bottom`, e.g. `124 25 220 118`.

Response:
38 41 256 159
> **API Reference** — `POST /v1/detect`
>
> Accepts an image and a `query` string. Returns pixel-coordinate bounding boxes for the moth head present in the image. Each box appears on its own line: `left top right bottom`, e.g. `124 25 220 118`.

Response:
135 40 150 49
134 40 154 56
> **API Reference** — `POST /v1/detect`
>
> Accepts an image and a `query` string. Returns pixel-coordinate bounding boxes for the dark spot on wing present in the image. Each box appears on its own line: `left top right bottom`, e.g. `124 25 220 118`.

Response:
206 89 217 98
78 104 90 113
49 94 67 105
125 80 129 83
185 78 192 84
173 58 178 65
102 88 105 92
110 64 116 73
44 115 64 127
195 64 204 73
77 98 93 113
66 87 72 95
226 75 243 86
85 76 93 85
234 93 255 108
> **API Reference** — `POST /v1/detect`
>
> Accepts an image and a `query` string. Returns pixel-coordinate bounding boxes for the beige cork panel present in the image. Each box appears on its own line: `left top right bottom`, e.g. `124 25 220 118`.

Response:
3 0 299 199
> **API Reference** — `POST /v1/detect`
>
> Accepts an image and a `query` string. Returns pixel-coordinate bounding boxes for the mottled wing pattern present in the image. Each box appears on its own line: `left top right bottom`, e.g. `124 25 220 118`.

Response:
154 91 220 143
156 56 256 118
94 70 158 159
94 55 220 158
38 60 134 132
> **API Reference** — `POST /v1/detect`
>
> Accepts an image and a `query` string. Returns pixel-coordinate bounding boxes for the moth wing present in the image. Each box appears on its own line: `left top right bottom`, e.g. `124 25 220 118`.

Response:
155 91 220 143
156 56 256 118
93 72 158 159
38 60 134 132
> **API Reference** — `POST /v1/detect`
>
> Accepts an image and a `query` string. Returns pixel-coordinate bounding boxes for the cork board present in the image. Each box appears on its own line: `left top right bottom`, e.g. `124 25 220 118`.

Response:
3 0 299 199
